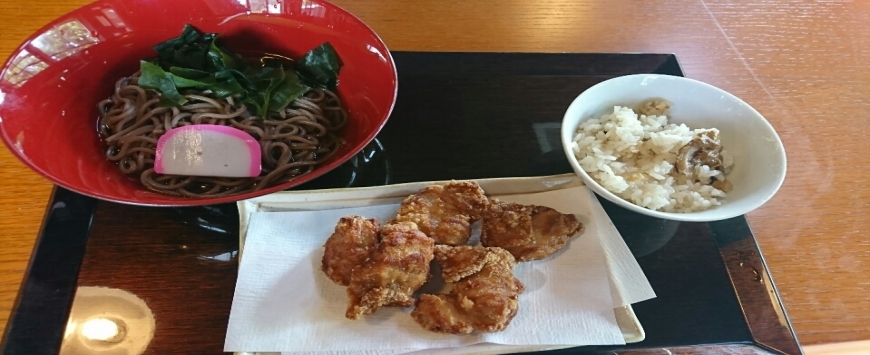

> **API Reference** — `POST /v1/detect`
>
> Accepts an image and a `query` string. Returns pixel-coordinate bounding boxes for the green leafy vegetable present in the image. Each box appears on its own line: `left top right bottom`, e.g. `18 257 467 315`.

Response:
169 67 210 79
137 61 187 106
242 66 285 118
153 25 212 71
206 38 242 71
206 71 247 98
169 74 210 89
167 67 246 98
144 24 341 119
295 42 342 89
269 70 309 112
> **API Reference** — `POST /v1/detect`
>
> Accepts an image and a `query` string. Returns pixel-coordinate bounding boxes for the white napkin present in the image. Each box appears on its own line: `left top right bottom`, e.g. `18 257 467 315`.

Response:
225 186 655 354
500 188 656 307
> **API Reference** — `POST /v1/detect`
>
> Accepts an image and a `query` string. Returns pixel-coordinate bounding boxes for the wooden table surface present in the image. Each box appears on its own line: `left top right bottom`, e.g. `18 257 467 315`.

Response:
1 0 868 352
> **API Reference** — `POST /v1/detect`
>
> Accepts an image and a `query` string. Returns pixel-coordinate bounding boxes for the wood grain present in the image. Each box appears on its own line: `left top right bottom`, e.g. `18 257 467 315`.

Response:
1 0 868 347
0 1 79 339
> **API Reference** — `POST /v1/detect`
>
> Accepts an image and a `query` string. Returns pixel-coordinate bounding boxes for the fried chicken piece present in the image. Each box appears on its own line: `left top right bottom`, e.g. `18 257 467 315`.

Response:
480 200 584 262
436 244 491 283
411 245 524 334
321 216 380 286
394 181 489 246
378 221 419 237
345 226 435 320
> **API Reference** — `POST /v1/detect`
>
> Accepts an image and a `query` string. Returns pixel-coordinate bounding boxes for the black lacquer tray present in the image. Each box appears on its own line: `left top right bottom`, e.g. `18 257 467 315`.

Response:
1 52 802 355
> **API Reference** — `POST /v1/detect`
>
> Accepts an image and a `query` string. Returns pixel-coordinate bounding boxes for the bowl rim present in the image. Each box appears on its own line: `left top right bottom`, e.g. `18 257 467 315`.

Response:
560 73 787 222
0 0 399 207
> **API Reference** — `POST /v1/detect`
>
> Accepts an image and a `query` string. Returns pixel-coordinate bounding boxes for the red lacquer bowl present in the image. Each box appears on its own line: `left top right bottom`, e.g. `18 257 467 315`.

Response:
0 0 397 206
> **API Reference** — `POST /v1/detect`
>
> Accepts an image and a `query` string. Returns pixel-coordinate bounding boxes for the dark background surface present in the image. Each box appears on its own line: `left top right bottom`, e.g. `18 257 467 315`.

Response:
1 52 798 355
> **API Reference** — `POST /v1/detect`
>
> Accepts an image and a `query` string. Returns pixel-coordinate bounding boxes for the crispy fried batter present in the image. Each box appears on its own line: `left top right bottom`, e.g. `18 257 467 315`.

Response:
435 244 490 283
393 181 489 246
345 226 435 320
411 245 524 334
480 200 584 262
378 221 419 237
321 216 380 286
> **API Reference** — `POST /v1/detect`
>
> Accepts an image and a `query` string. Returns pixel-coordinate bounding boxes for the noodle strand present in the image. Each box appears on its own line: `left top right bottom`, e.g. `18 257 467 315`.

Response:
99 75 347 197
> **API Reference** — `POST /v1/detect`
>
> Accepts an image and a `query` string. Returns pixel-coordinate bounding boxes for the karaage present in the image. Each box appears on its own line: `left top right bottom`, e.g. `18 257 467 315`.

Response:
393 181 489 245
480 200 584 261
411 245 524 333
345 225 435 320
321 216 380 286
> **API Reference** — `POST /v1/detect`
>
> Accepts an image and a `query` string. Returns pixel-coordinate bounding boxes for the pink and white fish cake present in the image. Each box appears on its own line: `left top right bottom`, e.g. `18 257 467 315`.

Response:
155 125 261 178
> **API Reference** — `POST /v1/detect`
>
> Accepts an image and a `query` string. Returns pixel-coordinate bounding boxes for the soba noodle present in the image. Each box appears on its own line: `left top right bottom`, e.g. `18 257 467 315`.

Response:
97 72 348 197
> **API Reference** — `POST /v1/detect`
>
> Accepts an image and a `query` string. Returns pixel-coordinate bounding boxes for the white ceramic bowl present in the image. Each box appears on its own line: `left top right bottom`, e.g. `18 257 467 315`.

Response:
561 74 787 222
